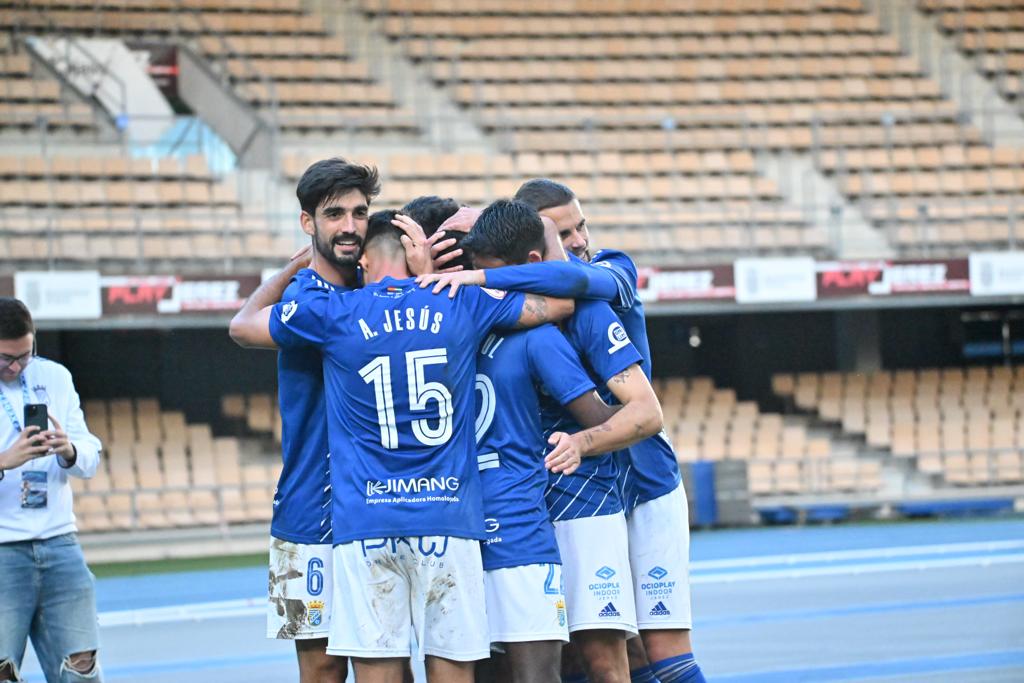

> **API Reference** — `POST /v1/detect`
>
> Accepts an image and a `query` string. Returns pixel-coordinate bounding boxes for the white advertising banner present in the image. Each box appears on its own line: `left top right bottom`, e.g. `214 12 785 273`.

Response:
14 271 102 320
734 257 817 304
969 251 1024 297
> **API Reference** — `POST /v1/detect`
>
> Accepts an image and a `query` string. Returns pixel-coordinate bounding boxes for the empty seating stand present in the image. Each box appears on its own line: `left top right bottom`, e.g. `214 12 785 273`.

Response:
10 0 418 137
283 149 827 263
773 366 1024 486
0 33 100 133
0 153 300 270
70 396 280 532
653 376 879 497
920 0 1024 103
818 142 1024 252
361 0 962 152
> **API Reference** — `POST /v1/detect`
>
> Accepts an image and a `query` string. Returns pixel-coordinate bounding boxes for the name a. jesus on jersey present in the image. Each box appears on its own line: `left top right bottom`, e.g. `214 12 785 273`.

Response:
359 307 446 340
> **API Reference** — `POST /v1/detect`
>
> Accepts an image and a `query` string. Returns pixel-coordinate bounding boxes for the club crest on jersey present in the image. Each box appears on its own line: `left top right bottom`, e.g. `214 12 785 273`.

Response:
307 600 324 626
280 300 299 322
607 322 631 353
481 287 507 300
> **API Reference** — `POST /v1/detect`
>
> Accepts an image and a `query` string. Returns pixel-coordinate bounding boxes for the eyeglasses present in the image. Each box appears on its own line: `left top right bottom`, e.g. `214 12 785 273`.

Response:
0 351 33 371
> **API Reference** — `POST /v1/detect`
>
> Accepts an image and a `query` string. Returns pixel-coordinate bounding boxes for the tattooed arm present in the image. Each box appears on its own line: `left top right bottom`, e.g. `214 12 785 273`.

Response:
545 363 663 472
560 363 663 455
513 293 574 330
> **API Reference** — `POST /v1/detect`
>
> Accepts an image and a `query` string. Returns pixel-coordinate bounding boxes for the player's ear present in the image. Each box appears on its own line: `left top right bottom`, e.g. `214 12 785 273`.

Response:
300 211 316 237
358 251 370 272
526 249 544 263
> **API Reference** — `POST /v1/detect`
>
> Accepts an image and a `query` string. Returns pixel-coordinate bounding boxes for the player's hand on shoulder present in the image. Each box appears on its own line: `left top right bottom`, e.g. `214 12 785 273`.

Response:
415 270 485 298
545 431 582 475
289 244 313 263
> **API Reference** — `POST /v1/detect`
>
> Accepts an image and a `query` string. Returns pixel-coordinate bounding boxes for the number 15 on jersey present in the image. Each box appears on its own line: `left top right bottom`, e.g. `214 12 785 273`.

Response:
359 348 454 449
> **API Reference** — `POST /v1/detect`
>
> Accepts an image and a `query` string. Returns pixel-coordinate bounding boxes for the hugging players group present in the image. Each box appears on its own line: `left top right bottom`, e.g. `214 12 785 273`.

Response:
229 158 707 683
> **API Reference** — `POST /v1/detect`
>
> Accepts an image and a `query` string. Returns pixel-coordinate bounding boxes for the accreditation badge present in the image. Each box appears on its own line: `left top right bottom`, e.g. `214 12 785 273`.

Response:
21 471 48 509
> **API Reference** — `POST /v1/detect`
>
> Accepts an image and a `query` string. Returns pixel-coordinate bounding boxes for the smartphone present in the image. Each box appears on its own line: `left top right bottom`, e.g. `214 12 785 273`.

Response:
24 403 48 433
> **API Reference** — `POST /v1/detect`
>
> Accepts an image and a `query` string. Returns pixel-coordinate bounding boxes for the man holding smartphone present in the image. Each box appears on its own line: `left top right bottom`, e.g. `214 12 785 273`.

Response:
0 297 103 683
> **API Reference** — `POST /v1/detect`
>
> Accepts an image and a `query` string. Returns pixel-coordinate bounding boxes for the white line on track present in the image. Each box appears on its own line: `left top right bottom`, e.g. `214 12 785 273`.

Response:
98 545 1024 626
690 551 1024 584
690 540 1024 571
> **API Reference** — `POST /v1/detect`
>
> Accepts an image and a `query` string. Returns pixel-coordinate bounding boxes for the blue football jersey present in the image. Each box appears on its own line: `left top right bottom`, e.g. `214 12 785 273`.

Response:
476 325 596 571
272 268 341 545
589 250 683 511
543 300 642 522
270 277 525 544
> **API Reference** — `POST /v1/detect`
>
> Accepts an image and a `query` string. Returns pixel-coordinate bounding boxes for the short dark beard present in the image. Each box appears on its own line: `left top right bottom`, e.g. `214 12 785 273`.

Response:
313 218 363 268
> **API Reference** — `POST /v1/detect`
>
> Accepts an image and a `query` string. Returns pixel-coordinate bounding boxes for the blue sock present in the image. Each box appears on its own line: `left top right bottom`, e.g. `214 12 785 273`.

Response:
562 674 589 683
650 653 706 683
631 665 661 683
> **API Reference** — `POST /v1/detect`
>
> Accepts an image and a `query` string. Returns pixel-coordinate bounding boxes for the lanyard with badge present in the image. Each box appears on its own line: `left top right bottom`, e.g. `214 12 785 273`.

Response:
0 373 48 509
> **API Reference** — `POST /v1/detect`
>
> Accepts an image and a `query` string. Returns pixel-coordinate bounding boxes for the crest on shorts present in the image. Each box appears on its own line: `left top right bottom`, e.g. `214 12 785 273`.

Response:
556 599 567 628
307 600 324 626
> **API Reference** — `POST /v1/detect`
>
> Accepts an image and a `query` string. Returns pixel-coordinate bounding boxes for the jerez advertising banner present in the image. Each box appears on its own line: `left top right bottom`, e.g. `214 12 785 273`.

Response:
816 258 970 298
637 265 735 303
101 275 261 316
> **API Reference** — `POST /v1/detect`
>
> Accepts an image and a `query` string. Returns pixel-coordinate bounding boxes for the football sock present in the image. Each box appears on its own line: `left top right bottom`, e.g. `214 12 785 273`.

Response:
650 653 706 683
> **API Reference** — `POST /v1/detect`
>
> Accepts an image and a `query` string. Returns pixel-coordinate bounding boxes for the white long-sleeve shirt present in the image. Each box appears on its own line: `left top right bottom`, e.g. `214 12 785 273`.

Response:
0 357 102 543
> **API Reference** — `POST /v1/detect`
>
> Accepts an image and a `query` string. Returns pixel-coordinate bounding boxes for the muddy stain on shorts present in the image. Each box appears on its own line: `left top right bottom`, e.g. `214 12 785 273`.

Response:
426 572 457 613
269 538 308 638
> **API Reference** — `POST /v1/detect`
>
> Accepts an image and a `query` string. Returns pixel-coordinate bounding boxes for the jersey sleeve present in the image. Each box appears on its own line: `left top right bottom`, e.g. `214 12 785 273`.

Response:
589 250 639 310
570 301 642 384
482 258 620 301
461 287 526 338
269 286 330 349
526 325 596 406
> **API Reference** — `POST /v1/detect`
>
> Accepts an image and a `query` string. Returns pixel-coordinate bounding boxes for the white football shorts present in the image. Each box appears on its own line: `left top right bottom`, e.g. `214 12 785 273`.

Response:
484 563 569 644
553 513 638 635
326 536 490 661
627 485 693 630
267 537 333 639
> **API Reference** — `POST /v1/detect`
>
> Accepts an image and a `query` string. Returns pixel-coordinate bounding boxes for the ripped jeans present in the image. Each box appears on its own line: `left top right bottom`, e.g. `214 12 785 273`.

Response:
0 534 101 682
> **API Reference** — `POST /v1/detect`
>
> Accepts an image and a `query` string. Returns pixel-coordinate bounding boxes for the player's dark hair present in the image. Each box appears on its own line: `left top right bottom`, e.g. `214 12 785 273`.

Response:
436 230 475 272
296 157 380 216
463 199 546 266
0 297 34 339
364 209 404 255
401 195 460 237
514 178 575 212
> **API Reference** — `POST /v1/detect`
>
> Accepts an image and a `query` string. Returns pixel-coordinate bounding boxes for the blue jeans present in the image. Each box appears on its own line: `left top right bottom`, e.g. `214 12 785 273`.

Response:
0 533 101 682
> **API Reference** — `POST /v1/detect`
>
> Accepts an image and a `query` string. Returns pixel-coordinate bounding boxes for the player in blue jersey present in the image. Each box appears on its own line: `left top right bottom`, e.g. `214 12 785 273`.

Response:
419 180 706 683
462 200 671 683
424 211 665 683
230 210 574 683
264 157 379 683
515 180 705 683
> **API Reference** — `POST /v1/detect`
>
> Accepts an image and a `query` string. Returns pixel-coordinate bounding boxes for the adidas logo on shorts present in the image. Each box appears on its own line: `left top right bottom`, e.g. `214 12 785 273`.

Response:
598 602 621 618
649 601 671 617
